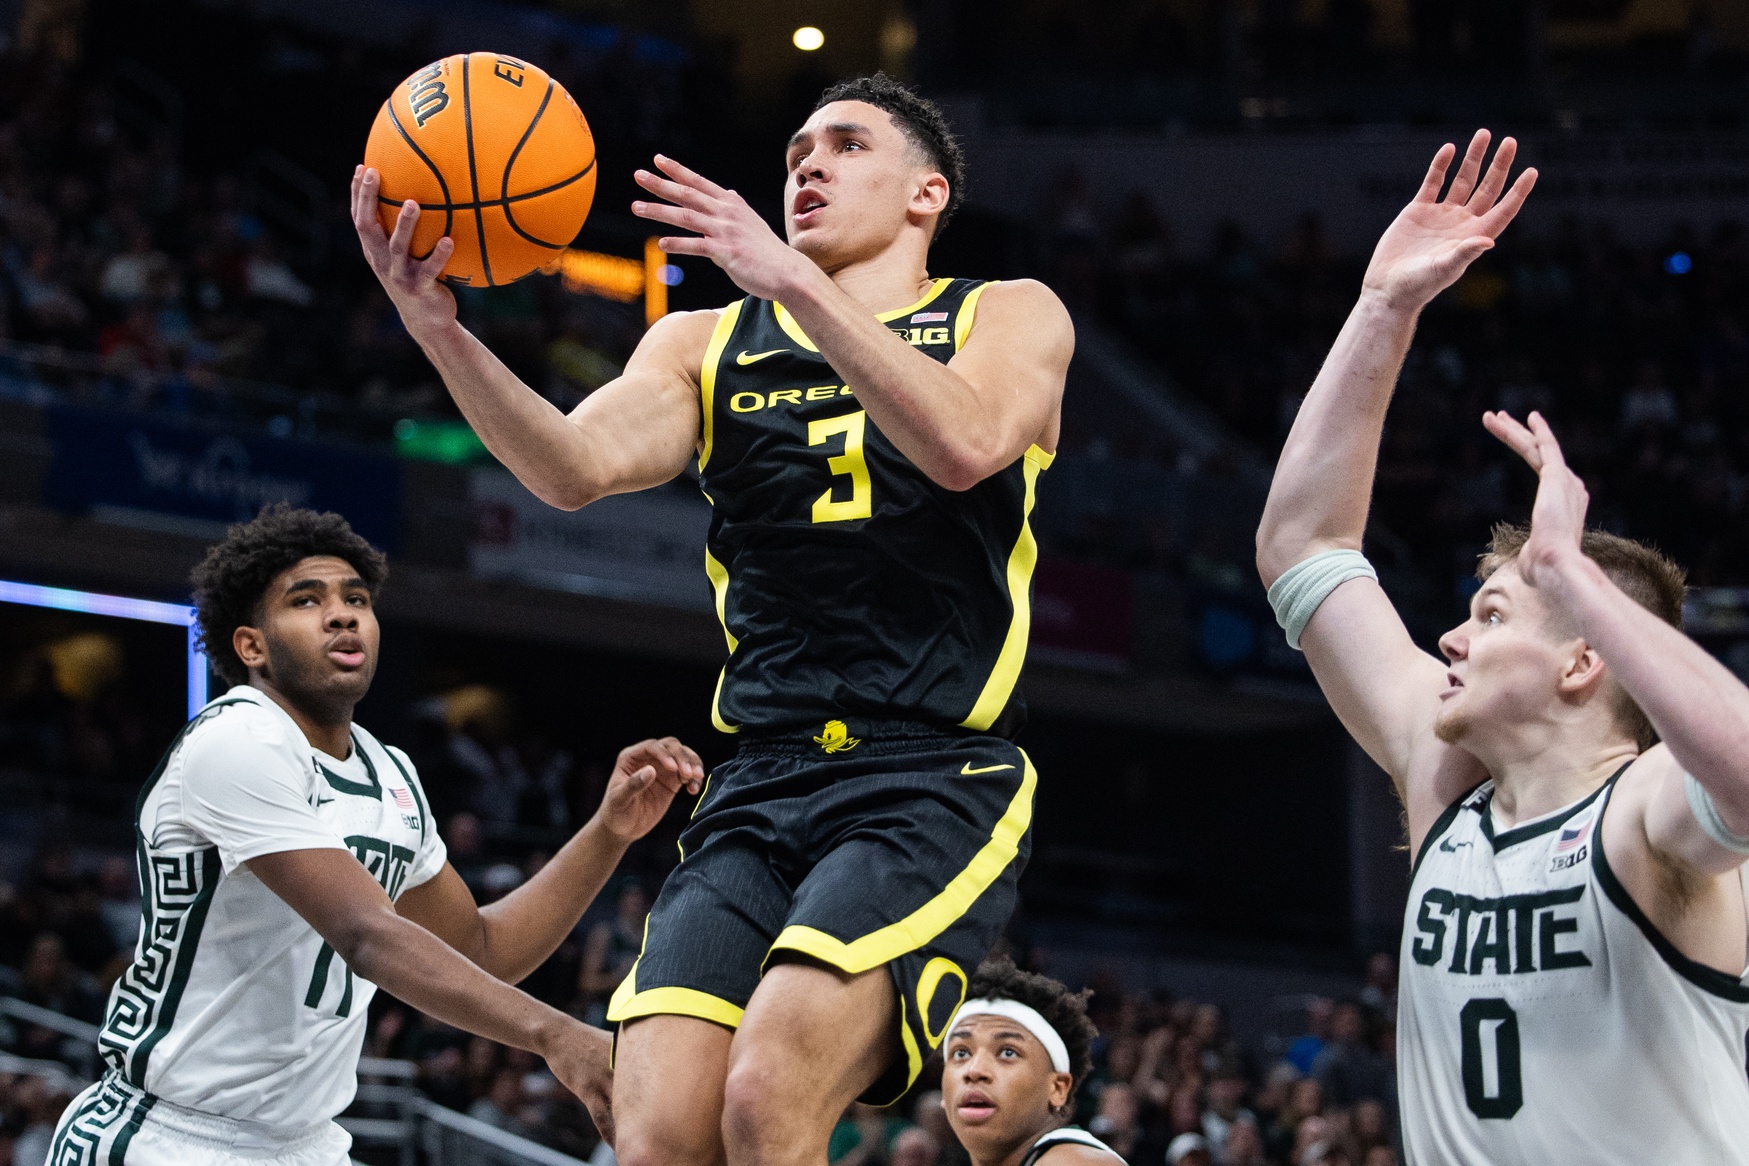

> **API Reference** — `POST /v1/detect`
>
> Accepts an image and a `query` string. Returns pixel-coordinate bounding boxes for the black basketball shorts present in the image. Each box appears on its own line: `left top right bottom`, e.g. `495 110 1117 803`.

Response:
605 720 1036 1105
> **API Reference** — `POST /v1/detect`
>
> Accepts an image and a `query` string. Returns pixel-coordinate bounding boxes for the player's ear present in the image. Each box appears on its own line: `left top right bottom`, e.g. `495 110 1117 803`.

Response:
233 624 269 673
1557 642 1607 697
1047 1071 1073 1113
910 170 949 220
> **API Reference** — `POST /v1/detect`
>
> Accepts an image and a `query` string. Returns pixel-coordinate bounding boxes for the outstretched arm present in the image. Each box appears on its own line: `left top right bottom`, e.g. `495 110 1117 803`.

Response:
1486 411 1749 873
395 738 702 983
1255 132 1535 829
351 167 709 510
630 156 1071 490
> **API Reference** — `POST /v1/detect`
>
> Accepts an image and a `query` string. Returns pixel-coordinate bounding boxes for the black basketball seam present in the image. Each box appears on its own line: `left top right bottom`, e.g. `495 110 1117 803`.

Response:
382 100 455 255
373 156 596 213
502 157 595 248
461 54 495 287
502 80 554 202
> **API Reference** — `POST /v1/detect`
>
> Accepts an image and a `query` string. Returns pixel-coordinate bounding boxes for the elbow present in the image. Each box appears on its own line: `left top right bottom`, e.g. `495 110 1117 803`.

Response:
330 912 399 984
1255 524 1293 589
927 445 1008 493
536 480 602 512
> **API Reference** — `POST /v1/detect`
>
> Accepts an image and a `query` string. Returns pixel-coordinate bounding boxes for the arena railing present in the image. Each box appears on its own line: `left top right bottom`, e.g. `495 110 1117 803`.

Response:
0 1000 587 1166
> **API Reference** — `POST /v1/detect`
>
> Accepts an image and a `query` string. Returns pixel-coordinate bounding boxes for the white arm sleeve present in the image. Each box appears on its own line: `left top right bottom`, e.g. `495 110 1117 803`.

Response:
178 711 348 874
389 745 449 891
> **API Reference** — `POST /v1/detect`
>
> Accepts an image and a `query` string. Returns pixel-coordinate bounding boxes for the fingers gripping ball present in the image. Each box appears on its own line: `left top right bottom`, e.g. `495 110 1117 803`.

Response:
364 53 596 286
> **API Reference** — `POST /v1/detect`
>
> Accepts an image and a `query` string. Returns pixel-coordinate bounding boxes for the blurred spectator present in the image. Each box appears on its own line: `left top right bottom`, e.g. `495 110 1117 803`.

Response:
1310 1003 1391 1110
891 1125 941 1166
96 854 139 956
1357 956 1396 1021
577 880 649 1025
1168 1132 1212 1166
1285 999 1332 1075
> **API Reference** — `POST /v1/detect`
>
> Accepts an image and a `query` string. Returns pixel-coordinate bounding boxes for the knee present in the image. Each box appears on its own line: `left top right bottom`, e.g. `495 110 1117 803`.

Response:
616 1112 722 1166
720 1057 796 1149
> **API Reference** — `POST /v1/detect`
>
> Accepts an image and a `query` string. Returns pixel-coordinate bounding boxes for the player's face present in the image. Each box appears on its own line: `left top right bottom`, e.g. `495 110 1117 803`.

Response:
242 555 379 721
942 1016 1072 1162
1433 562 1579 747
783 101 944 266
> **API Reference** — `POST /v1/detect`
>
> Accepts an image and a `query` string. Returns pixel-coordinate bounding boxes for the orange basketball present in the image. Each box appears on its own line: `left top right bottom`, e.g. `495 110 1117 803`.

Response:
364 53 596 287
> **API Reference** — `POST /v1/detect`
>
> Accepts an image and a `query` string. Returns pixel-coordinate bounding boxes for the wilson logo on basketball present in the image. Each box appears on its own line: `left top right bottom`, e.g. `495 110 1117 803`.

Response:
406 61 450 128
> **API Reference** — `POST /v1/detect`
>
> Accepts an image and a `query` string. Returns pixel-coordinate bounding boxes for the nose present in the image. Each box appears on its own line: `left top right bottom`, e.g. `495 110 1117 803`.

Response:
794 153 827 184
326 603 359 630
1438 624 1466 663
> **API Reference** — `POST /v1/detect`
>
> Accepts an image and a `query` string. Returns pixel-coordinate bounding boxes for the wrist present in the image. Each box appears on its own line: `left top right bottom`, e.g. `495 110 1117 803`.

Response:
1356 285 1424 322
771 253 830 309
530 1007 580 1059
409 315 467 353
584 812 639 851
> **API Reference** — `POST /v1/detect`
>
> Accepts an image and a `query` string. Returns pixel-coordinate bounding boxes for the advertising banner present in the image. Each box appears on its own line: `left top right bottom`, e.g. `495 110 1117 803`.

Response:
469 469 712 611
43 405 401 551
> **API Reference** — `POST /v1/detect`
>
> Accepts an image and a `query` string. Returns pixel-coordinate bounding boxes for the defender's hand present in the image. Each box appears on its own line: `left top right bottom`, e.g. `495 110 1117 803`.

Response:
1362 130 1537 314
351 165 459 344
541 1019 616 1144
1483 409 1589 587
595 736 705 845
632 155 813 301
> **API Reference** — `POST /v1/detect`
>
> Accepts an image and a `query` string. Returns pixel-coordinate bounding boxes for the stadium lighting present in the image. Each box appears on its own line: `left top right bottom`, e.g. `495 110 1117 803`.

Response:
793 26 825 51
0 579 208 719
1665 251 1693 275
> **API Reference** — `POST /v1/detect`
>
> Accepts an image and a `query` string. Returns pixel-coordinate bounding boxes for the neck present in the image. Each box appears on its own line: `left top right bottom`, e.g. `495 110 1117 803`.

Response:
814 234 933 313
1468 727 1636 827
970 1121 1064 1166
249 677 354 758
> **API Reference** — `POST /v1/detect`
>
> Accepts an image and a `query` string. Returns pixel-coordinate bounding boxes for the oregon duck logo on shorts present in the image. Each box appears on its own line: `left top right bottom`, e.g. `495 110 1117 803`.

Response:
813 720 860 753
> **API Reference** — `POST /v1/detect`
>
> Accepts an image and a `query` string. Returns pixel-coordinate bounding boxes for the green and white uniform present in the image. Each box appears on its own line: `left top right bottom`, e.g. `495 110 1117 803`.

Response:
51 685 446 1164
1399 770 1749 1165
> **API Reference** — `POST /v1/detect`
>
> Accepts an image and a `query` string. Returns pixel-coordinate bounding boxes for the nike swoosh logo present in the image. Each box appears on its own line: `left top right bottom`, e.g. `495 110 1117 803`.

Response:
736 349 786 365
1439 838 1471 852
961 763 1016 775
316 797 335 807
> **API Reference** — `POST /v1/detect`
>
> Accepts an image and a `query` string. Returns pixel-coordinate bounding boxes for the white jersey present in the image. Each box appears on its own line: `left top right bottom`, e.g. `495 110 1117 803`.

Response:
1399 770 1749 1165
93 685 446 1140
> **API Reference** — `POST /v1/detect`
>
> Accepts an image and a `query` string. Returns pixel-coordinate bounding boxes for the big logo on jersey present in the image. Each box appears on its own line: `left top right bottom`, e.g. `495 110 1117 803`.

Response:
1411 886 1592 975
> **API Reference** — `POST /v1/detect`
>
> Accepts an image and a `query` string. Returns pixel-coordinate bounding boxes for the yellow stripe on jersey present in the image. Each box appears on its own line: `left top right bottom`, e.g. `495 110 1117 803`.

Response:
953 280 997 351
959 446 1054 732
697 300 745 473
704 548 739 734
766 751 1037 973
772 278 955 353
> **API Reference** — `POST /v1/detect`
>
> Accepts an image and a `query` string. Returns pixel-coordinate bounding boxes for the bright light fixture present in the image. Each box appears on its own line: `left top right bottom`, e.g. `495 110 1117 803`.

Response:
0 579 208 718
793 26 824 51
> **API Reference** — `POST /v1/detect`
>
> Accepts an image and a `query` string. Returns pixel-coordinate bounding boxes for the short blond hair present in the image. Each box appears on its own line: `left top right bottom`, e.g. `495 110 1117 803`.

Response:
1478 524 1686 749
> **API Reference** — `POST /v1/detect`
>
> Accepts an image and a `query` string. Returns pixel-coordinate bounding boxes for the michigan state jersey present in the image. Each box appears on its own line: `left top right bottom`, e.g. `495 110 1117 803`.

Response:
87 686 445 1140
696 277 1052 738
1399 769 1749 1164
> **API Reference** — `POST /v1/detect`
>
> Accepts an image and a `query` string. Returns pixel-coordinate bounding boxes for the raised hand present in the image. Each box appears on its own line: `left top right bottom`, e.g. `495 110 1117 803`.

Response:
632 155 811 301
1482 409 1589 587
350 165 458 343
594 736 706 845
1363 131 1537 314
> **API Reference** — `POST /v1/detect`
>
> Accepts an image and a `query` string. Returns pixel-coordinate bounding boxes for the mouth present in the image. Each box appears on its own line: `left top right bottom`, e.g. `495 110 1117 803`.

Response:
1440 671 1464 699
955 1091 996 1124
327 636 367 669
792 188 828 226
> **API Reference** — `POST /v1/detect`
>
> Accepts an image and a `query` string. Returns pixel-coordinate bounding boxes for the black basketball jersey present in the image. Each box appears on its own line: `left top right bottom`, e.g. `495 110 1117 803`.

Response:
696 277 1051 739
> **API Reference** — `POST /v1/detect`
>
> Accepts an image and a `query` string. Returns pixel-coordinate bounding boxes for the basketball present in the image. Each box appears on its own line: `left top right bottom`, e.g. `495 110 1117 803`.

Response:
363 53 596 287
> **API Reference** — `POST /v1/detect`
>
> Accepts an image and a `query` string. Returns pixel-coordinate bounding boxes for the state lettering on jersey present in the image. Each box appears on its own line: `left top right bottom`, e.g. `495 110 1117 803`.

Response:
1411 886 1593 975
345 834 417 899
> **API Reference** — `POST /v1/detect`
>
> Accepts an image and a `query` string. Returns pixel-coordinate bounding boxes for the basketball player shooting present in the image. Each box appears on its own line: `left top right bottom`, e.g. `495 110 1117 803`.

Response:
1255 132 1749 1162
352 75 1073 1166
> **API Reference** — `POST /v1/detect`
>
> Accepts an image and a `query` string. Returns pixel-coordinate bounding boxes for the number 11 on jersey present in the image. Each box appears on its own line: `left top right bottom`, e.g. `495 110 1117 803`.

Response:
810 410 872 523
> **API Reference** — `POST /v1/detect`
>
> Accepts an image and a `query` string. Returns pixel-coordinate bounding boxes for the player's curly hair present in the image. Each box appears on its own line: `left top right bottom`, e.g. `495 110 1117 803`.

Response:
965 958 1098 1112
815 73 965 237
191 504 388 686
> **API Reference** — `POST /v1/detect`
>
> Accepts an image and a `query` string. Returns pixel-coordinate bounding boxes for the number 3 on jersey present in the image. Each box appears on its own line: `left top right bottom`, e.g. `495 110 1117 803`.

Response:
810 410 872 523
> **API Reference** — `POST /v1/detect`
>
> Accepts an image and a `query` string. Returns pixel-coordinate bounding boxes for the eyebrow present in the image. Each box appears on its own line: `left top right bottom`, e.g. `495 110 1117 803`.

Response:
284 576 366 595
787 122 873 149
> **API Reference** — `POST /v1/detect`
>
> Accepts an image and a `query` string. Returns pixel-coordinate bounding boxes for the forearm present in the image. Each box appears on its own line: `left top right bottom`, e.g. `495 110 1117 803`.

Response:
777 268 1001 488
349 910 571 1056
417 324 608 509
1544 550 1749 827
476 818 630 983
1256 292 1420 582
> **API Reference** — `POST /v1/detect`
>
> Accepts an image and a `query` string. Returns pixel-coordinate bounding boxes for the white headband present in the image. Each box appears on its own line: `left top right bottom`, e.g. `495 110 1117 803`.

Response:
948 997 1071 1073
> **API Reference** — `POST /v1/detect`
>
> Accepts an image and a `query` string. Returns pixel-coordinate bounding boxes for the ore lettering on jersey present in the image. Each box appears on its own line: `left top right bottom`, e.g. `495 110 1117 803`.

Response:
1411 886 1591 975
